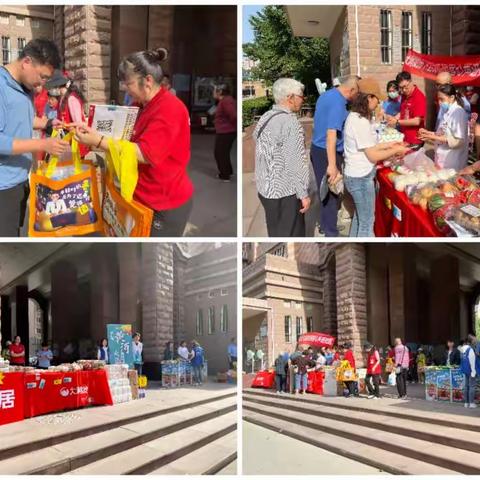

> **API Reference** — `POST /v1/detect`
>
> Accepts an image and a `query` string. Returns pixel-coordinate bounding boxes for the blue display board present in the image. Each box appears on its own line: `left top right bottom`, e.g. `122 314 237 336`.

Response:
107 324 133 367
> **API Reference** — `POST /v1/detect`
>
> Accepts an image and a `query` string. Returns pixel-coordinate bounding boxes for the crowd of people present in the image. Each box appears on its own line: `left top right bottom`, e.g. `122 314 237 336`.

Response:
259 334 480 405
1 335 237 387
0 38 237 237
254 70 480 238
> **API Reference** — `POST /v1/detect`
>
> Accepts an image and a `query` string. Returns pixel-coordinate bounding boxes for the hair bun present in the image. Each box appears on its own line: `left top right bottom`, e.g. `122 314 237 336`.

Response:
154 47 168 62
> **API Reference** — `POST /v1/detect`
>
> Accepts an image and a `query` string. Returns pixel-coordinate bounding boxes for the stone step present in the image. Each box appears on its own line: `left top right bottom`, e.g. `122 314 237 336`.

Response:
69 411 237 475
243 400 480 474
243 387 480 431
243 392 480 454
0 391 236 462
243 409 457 475
147 430 237 475
0 397 236 475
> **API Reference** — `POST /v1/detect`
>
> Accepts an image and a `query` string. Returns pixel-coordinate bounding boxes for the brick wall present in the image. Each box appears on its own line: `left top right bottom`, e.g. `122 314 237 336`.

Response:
141 244 174 365
62 6 112 104
0 8 53 63
335 244 368 367
148 6 174 74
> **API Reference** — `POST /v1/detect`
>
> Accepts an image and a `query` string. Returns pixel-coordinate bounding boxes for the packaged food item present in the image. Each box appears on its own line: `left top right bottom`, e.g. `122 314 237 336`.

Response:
452 204 480 235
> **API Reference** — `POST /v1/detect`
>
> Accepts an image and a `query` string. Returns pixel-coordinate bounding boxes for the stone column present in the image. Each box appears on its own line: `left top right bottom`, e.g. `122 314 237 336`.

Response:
321 255 337 335
335 244 368 366
118 244 140 330
429 255 460 343
0 295 12 349
14 286 29 360
147 6 175 74
173 248 187 345
141 244 174 379
90 245 119 343
51 261 79 358
366 244 389 347
63 5 112 105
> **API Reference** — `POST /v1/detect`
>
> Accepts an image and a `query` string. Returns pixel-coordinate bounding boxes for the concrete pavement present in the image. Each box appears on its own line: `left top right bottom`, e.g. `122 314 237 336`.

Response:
243 421 385 475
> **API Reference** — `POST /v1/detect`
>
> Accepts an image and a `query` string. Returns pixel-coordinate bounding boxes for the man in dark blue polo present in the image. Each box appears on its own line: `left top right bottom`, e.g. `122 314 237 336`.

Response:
311 76 359 237
0 38 69 236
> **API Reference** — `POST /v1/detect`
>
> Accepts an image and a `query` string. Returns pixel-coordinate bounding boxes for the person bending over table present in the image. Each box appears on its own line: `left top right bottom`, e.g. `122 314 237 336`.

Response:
344 78 410 237
418 84 469 172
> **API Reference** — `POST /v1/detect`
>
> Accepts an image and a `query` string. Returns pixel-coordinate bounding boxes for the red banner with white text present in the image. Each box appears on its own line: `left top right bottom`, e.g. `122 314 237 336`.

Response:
0 372 25 426
298 332 336 348
404 50 480 86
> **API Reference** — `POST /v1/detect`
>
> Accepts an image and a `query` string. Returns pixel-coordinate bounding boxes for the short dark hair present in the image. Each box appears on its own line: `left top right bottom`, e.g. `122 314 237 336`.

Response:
19 38 61 69
118 47 168 84
386 80 398 92
396 71 412 83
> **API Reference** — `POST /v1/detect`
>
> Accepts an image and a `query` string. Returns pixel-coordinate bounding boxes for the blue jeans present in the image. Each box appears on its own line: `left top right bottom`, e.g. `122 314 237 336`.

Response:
192 364 203 384
464 374 476 404
344 168 376 237
295 373 308 391
311 144 343 237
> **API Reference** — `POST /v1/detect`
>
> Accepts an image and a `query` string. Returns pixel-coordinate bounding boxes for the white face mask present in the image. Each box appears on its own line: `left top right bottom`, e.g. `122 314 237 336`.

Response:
388 91 399 100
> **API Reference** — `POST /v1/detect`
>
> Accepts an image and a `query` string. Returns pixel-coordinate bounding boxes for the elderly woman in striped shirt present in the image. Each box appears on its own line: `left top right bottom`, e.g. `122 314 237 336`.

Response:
254 78 311 237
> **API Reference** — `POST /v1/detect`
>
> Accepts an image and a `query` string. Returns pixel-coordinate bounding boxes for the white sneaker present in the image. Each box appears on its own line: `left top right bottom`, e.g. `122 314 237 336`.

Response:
276 391 281 394
367 395 375 399
469 403 478 409
372 397 379 400
465 403 470 408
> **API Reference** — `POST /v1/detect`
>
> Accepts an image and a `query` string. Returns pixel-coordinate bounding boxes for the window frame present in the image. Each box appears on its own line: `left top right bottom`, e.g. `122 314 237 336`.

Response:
207 306 215 335
196 309 204 336
380 9 393 65
401 11 413 62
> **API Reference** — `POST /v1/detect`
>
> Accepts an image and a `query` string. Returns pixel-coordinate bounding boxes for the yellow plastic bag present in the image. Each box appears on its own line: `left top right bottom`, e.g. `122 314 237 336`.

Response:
105 138 138 202
138 375 148 388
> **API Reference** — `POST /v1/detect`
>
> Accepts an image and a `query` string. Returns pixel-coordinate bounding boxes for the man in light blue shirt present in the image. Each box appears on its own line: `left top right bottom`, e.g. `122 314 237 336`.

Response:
227 338 237 369
0 38 69 236
311 76 359 236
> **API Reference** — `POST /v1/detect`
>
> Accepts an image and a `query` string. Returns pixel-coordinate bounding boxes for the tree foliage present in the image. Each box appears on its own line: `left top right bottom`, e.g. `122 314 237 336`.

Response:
243 6 331 95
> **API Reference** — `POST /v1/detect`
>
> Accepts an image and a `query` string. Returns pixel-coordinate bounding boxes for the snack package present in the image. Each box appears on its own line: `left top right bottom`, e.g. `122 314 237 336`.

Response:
452 204 480 235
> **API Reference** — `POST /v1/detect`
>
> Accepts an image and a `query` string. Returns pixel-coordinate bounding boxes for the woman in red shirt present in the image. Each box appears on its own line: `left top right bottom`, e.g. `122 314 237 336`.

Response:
9 335 26 366
74 48 193 237
364 343 382 399
213 84 237 182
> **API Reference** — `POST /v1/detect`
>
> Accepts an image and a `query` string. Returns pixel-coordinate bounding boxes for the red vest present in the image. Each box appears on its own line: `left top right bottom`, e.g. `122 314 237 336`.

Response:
367 351 382 375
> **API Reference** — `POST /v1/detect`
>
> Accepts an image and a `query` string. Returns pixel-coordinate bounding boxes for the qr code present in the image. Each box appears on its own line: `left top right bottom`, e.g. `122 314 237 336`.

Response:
96 119 113 134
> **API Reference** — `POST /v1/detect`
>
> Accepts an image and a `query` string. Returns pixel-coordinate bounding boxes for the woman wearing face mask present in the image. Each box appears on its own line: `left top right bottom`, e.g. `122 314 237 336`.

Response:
344 78 410 237
381 80 401 122
74 48 193 237
418 84 469 172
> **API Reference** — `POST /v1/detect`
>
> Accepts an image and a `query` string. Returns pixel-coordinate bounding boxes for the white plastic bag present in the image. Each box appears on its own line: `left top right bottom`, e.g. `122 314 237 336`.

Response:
387 372 396 386
402 148 436 173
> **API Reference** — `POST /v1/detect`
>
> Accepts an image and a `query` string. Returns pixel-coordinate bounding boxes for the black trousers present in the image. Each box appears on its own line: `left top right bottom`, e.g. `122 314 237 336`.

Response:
259 193 305 237
396 368 408 397
344 381 357 396
365 374 381 397
275 374 287 392
215 133 236 179
0 182 29 237
150 198 193 237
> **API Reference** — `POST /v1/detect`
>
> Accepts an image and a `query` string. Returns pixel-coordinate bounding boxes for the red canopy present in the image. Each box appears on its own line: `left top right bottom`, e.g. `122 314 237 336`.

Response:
404 49 480 86
298 332 335 348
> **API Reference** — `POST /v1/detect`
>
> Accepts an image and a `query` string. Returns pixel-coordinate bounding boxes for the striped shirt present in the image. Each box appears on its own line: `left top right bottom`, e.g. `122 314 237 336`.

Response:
254 105 310 200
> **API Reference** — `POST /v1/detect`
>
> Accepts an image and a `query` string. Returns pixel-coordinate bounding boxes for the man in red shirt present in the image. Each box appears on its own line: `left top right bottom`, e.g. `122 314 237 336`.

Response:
387 71 426 145
364 343 382 399
9 335 25 366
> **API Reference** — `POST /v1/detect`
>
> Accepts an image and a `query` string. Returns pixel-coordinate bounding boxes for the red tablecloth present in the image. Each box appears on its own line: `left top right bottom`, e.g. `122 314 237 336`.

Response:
375 167 443 237
23 370 113 418
307 371 325 395
251 371 275 389
0 372 25 426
